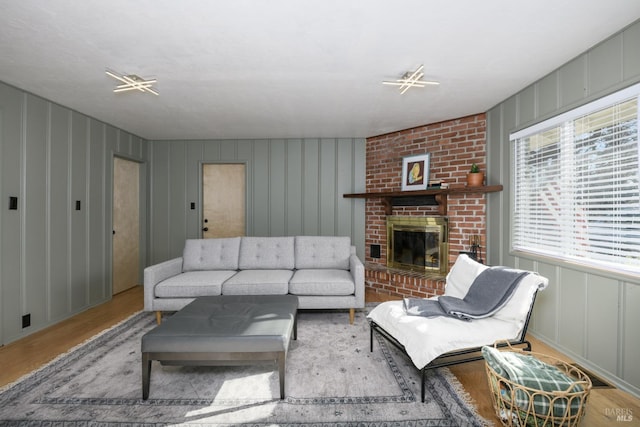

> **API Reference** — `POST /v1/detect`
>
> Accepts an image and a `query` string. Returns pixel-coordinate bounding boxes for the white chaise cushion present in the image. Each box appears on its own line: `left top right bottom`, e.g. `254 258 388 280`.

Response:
289 269 355 295
182 237 241 271
154 270 235 297
367 255 549 370
444 254 488 298
222 269 292 295
238 237 295 270
491 272 548 323
294 236 351 270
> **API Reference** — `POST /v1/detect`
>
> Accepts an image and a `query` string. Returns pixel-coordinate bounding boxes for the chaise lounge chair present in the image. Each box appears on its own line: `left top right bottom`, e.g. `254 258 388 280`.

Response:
367 254 548 402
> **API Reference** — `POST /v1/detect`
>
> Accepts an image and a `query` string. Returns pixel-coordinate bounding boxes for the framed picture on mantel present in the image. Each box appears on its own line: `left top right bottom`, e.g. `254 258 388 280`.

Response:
401 153 430 191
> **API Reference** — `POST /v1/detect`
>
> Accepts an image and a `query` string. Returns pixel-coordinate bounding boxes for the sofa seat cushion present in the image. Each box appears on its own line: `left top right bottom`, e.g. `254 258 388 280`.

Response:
289 269 355 296
154 270 235 298
182 237 241 271
222 269 292 295
238 237 295 270
295 236 351 270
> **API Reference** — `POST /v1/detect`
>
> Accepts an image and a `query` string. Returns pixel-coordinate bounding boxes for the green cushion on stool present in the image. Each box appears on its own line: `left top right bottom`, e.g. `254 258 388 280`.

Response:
482 346 584 418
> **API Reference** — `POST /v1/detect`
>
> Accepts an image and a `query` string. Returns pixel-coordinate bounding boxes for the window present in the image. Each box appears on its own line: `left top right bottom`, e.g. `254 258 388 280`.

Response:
511 83 640 276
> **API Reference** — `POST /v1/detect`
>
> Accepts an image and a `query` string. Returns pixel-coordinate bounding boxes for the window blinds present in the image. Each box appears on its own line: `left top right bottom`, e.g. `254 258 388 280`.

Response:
511 84 640 276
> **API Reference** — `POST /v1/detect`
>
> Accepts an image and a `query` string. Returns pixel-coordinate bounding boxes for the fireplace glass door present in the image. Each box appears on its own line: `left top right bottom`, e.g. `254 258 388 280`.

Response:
386 216 448 274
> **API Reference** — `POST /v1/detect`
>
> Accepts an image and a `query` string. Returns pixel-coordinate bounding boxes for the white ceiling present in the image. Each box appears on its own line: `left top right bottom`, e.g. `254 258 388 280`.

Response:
2 1 640 141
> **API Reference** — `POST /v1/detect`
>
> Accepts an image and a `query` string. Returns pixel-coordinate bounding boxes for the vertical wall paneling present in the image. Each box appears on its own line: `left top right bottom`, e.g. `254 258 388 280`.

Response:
285 140 303 236
149 141 170 264
487 19 640 396
269 140 286 236
537 72 560 118
485 108 503 265
555 242 586 351
186 142 203 240
203 140 221 161
588 34 623 96
336 139 354 238
0 84 23 343
0 82 147 346
70 111 88 311
0 107 3 345
302 139 320 235
48 104 70 321
169 142 187 256
623 23 640 80
148 137 366 261
23 94 48 328
319 139 336 235
517 85 536 125
623 282 640 386
88 119 105 304
530 260 559 342
252 142 270 235
586 275 619 374
220 140 236 160
558 56 587 109
501 96 518 267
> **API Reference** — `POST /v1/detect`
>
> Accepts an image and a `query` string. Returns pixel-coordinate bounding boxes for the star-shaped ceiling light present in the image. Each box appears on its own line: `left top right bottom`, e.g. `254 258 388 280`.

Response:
106 69 159 95
382 65 439 94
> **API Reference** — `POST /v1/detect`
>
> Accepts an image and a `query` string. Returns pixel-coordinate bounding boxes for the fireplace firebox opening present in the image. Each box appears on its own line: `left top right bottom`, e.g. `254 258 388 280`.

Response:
386 216 448 275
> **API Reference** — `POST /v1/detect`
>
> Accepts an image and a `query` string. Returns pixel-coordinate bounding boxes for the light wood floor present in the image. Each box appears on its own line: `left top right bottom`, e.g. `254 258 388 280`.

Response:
0 286 638 426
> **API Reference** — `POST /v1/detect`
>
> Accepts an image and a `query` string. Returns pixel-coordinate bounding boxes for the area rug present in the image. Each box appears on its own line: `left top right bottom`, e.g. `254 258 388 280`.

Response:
0 308 489 426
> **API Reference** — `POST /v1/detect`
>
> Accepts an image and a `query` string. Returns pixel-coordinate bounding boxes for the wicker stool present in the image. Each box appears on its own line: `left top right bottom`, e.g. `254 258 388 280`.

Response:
483 343 592 427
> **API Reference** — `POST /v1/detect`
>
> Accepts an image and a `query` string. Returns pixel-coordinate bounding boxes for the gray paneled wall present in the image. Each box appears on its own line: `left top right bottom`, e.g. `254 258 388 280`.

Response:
486 19 640 396
0 82 147 346
147 138 366 265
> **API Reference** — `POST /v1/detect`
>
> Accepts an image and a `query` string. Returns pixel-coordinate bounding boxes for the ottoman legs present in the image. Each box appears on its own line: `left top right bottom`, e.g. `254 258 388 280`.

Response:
141 351 287 400
278 352 286 399
142 353 151 400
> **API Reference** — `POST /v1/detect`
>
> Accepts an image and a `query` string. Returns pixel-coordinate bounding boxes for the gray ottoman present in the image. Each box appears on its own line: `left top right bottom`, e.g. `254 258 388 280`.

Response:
141 295 298 400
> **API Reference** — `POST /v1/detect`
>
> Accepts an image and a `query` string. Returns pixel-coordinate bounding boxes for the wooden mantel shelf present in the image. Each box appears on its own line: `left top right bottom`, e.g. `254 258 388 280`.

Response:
343 184 503 215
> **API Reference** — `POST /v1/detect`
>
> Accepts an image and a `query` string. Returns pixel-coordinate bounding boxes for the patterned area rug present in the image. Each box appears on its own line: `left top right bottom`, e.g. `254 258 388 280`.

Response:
0 308 489 426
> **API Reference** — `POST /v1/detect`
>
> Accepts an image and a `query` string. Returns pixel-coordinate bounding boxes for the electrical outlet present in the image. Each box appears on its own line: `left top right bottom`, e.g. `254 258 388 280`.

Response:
22 314 31 328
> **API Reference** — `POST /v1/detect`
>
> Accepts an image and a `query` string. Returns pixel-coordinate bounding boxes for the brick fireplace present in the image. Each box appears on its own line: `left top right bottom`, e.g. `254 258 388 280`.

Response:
365 113 487 299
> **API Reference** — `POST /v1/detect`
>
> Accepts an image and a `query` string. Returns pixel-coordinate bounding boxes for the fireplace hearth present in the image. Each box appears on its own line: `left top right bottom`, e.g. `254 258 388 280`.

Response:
386 216 448 275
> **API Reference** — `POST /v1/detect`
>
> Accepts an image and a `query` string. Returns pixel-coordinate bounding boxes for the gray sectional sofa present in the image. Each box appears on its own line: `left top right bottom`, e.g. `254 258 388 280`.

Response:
144 236 365 324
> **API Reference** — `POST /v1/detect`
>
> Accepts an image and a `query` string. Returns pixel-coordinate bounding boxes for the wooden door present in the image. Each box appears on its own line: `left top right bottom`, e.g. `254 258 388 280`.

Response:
202 163 246 238
112 157 140 294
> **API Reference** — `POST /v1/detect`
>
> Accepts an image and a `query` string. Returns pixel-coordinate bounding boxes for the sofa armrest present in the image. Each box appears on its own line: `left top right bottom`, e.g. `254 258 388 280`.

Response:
143 257 183 311
349 253 365 309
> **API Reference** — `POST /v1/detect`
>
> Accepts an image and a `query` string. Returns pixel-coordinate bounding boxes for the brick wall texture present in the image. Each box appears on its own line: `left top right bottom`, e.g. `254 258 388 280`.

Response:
365 113 487 299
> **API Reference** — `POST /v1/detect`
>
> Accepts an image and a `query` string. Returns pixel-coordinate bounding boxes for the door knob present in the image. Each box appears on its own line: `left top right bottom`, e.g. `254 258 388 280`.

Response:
202 227 209 232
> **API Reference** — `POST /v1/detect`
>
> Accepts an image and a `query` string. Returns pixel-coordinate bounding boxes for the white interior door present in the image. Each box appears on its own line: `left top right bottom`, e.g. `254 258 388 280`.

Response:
112 157 140 294
202 163 246 238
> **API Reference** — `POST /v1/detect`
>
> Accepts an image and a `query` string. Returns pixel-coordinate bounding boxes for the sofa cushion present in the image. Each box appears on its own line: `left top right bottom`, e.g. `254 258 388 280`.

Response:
289 269 355 296
222 269 292 295
238 237 295 270
182 237 241 271
154 271 234 297
294 236 351 270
